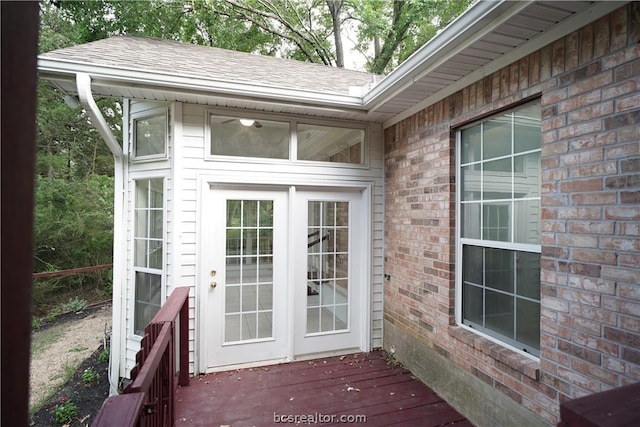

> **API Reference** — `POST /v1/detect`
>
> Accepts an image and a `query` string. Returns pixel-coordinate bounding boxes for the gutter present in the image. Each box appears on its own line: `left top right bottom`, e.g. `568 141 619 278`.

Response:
76 72 125 395
76 73 123 157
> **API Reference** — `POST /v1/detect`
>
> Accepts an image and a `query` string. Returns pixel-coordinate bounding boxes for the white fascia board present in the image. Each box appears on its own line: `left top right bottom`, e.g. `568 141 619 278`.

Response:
381 0 628 129
37 58 366 111
362 0 525 110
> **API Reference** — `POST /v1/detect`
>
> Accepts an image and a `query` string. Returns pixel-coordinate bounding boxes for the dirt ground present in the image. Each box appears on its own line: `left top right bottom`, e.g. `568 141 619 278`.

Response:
30 304 112 426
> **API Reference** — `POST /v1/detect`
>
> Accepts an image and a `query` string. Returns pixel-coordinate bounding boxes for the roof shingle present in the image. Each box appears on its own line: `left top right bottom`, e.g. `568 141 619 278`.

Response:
41 36 378 96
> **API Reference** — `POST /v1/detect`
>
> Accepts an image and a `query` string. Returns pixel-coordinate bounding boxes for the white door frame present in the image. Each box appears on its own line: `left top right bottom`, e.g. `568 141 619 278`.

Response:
197 175 372 373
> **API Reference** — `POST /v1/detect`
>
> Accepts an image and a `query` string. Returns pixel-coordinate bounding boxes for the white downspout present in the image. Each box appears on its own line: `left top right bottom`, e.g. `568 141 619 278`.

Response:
76 73 125 395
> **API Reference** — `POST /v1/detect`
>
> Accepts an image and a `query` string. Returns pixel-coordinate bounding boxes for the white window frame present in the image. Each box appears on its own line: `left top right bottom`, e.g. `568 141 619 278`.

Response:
455 101 542 359
204 109 369 168
131 177 166 337
131 108 168 161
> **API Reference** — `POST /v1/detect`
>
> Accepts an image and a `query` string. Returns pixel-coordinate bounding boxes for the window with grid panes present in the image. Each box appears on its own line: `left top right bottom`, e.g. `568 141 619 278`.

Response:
458 102 541 356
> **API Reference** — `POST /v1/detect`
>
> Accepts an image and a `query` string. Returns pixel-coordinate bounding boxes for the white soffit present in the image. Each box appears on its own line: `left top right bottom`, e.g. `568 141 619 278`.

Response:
375 0 627 128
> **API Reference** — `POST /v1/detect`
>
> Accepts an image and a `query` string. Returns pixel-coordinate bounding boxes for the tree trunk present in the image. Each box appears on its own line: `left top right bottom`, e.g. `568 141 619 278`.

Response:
326 0 344 68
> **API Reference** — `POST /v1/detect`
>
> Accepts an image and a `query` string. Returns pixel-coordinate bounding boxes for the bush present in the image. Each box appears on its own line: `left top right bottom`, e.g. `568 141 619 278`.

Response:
51 397 77 424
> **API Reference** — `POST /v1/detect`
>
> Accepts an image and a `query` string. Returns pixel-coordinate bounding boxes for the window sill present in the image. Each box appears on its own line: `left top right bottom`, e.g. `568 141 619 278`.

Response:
449 326 540 381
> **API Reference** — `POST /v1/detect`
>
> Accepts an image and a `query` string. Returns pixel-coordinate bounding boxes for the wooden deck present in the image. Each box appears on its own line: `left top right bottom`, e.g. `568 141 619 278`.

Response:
176 351 472 426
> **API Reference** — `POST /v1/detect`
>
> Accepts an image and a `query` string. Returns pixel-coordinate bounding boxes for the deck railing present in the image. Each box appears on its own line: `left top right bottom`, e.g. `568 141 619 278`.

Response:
92 286 190 427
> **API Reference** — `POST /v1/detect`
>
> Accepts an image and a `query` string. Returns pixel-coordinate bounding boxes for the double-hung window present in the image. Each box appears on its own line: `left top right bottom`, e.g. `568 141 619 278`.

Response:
458 102 541 356
133 178 164 335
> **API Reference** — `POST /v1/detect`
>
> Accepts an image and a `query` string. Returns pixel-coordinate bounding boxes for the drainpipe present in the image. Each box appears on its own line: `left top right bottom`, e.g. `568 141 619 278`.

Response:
76 73 125 395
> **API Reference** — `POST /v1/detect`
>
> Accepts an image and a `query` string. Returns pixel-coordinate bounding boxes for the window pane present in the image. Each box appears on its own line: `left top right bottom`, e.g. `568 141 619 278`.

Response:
135 115 166 157
514 199 540 244
482 202 511 242
461 126 481 164
514 103 541 154
243 200 258 227
259 201 273 227
210 116 289 159
514 152 541 198
136 180 149 208
461 203 481 239
134 272 161 335
134 240 147 268
462 245 483 286
516 252 540 300
149 210 163 239
462 283 483 325
483 158 512 200
148 239 163 269
516 298 540 350
149 180 163 208
461 164 481 201
483 118 511 160
135 211 148 238
297 124 364 164
225 285 240 314
485 290 514 339
485 248 514 293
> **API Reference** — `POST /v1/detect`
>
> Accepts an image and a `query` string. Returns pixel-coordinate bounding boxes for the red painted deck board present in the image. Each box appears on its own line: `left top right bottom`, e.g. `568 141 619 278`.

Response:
176 351 472 426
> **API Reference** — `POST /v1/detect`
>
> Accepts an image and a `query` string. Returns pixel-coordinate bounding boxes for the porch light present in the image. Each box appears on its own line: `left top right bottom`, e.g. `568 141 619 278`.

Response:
239 119 255 127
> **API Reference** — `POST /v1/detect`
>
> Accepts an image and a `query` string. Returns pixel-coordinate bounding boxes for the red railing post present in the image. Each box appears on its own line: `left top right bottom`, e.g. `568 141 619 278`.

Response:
92 286 190 427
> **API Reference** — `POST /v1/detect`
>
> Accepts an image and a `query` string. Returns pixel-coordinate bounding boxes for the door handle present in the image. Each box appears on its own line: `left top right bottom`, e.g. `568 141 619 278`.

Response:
210 282 217 289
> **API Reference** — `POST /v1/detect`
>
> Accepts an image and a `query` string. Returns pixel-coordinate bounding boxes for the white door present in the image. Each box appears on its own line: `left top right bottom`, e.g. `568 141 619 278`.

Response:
204 188 289 368
293 190 364 357
203 186 366 369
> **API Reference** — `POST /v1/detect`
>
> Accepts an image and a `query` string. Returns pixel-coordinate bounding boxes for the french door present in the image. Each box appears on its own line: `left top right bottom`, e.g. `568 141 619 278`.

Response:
203 186 365 370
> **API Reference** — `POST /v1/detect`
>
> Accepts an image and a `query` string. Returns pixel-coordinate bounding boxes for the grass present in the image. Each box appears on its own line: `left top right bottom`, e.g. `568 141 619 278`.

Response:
31 327 64 358
29 362 76 415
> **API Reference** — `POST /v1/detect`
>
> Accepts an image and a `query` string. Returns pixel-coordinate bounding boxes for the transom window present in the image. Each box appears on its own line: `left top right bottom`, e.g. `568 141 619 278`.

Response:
133 110 167 160
208 113 365 165
133 178 164 335
458 101 541 356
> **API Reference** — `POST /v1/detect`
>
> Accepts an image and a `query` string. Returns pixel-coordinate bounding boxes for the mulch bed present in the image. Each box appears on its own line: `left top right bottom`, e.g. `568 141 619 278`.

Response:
30 344 110 426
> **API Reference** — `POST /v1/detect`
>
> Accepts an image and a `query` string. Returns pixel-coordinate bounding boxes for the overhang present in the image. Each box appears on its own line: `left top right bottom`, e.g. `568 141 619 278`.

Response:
38 0 626 126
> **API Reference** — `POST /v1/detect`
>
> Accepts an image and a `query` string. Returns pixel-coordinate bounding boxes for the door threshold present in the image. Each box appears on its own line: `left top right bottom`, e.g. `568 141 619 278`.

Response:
203 348 364 373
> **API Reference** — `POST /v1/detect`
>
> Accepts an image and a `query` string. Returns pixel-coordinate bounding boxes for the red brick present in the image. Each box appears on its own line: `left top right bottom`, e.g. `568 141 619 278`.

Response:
568 276 616 295
579 24 595 65
570 192 616 205
558 119 603 139
567 221 615 235
605 207 640 220
557 206 602 220
559 178 603 193
600 237 639 251
558 90 602 113
571 248 617 265
602 80 638 100
570 161 618 178
602 266 640 285
568 72 613 97
617 222 639 236
568 102 614 124
557 234 598 248
610 6 628 50
570 304 618 325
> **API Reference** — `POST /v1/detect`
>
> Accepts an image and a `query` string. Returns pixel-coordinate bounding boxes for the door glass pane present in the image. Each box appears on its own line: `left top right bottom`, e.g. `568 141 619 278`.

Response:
306 201 349 334
224 199 274 343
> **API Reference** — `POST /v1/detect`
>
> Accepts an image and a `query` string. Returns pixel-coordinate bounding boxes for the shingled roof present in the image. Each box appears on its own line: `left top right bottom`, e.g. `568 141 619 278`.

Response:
40 36 378 97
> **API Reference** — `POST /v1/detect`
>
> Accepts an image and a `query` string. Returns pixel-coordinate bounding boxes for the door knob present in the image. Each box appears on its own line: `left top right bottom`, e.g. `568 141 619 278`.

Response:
210 282 217 289
210 269 217 276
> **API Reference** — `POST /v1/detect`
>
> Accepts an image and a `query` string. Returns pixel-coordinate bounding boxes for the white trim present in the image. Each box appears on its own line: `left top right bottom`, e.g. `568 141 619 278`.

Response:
38 59 365 110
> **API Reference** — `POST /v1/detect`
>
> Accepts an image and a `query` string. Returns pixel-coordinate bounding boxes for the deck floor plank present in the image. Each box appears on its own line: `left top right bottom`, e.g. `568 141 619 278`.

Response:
176 350 471 426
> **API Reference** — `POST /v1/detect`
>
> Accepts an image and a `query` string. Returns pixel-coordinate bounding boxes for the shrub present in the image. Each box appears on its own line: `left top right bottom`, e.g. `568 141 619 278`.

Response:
61 297 87 313
98 347 110 363
52 397 77 424
81 368 99 386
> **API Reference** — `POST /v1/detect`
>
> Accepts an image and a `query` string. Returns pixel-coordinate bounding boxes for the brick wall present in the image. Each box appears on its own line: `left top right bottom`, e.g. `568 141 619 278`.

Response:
384 3 639 424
